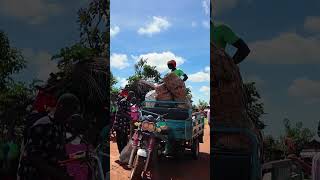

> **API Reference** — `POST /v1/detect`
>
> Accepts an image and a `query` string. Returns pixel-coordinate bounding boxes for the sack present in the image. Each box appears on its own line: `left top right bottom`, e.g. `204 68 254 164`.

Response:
211 43 257 151
119 140 133 164
156 92 173 101
163 73 184 90
155 83 169 95
171 86 187 99
211 43 252 128
145 90 157 107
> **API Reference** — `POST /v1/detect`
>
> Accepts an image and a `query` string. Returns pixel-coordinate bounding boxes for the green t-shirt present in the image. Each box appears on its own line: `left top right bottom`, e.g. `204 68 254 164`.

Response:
172 68 185 77
211 24 239 49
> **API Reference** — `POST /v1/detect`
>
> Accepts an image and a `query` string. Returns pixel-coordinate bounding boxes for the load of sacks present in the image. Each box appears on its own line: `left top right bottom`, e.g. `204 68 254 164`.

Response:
211 43 262 152
143 72 191 109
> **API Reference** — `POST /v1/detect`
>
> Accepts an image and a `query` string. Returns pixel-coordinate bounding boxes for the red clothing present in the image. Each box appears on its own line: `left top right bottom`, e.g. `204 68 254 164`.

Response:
119 90 128 97
32 90 57 112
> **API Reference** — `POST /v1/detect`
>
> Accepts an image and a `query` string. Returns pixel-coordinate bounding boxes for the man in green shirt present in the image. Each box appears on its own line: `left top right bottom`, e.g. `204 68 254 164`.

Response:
210 2 250 64
167 60 188 81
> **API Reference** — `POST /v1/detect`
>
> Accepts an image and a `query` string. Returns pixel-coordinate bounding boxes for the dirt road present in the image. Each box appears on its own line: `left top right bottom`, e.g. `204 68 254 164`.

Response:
110 125 210 180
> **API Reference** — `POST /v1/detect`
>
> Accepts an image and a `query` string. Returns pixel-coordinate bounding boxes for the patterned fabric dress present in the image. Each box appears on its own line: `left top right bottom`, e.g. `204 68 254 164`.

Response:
113 98 130 135
113 97 131 153
17 116 68 180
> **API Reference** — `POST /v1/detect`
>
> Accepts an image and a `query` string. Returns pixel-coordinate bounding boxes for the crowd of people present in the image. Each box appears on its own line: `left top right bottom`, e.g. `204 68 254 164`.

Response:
0 79 109 180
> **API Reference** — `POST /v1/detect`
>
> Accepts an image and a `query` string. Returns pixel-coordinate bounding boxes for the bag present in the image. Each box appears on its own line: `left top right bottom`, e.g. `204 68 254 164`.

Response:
119 140 133 164
145 90 157 107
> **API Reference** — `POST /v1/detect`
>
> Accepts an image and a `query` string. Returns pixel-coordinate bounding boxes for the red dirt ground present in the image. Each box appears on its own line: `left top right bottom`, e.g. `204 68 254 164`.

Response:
110 124 210 180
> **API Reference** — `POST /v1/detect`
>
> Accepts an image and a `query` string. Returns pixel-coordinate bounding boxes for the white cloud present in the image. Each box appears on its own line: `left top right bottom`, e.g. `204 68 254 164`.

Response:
202 20 210 28
199 86 210 95
110 26 120 37
189 68 210 82
304 16 320 33
191 21 197 27
138 16 171 36
117 77 128 88
202 0 210 15
204 66 210 72
249 32 320 64
288 78 320 104
110 53 130 69
0 0 63 24
22 48 58 80
134 51 185 73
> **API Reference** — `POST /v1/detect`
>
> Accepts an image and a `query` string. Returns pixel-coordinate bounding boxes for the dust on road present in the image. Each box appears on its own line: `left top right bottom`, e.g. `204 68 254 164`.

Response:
110 125 210 180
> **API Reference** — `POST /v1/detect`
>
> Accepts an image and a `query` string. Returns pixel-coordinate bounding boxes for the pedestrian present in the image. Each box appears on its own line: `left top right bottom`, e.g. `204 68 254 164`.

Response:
17 93 81 180
114 91 135 153
0 132 19 180
129 97 139 138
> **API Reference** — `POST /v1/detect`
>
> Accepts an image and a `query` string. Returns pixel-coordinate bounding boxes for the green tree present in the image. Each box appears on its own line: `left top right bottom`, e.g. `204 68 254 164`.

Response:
0 31 35 141
243 82 266 129
282 118 314 155
110 72 119 102
0 31 26 89
263 135 285 162
197 100 208 111
49 0 110 145
125 59 161 101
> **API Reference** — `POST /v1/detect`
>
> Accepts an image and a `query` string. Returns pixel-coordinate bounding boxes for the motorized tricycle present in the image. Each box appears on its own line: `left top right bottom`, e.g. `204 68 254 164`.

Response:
128 100 204 180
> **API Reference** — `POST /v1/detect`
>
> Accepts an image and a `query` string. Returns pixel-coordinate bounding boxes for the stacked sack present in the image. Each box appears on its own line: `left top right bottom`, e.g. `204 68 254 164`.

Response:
211 42 256 151
163 73 190 108
154 83 173 101
147 72 190 109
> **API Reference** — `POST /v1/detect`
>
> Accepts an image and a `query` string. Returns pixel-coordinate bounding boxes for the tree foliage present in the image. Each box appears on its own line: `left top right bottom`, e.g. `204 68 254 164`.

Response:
51 0 109 108
125 59 161 101
197 100 209 111
110 72 119 102
243 82 266 129
0 31 26 89
49 0 110 145
0 31 35 141
282 118 314 155
263 135 285 162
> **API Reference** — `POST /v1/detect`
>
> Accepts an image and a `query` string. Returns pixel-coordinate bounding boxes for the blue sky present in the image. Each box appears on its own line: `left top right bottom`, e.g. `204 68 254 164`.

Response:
0 0 88 83
214 0 320 137
110 0 210 104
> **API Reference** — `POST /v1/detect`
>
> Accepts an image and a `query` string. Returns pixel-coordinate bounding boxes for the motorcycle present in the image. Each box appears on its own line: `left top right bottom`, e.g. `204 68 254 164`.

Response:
128 110 168 180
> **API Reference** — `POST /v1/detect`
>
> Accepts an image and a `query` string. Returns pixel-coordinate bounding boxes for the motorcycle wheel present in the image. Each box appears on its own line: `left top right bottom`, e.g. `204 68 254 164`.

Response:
130 155 145 180
191 138 200 160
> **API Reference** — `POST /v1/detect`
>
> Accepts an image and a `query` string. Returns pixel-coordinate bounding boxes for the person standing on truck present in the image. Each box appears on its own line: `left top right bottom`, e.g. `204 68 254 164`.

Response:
167 60 188 81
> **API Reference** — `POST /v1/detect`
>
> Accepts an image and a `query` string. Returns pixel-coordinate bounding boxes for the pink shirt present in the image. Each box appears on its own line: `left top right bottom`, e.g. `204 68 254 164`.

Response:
130 105 139 122
65 144 89 180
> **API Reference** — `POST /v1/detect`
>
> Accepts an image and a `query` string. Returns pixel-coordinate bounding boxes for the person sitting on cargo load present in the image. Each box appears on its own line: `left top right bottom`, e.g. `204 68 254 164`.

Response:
210 1 250 64
167 60 188 81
